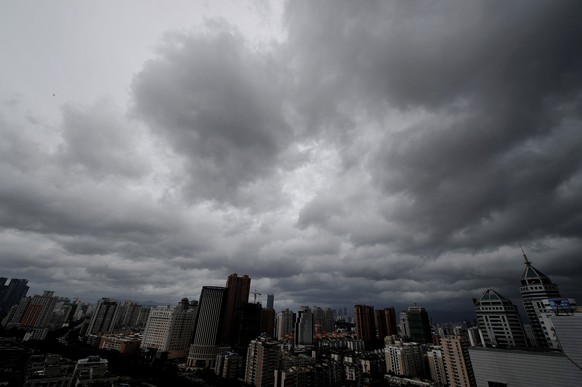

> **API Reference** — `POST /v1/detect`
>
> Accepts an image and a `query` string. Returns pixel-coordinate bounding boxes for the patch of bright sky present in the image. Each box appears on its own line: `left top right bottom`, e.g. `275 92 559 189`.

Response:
0 0 285 122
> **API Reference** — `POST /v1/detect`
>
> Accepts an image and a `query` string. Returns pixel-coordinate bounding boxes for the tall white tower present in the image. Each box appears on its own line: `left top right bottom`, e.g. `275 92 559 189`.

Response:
474 288 527 347
519 251 560 347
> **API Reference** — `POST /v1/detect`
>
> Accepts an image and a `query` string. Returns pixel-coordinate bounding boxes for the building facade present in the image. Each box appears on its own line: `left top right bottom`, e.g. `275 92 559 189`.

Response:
375 307 398 340
407 306 432 344
277 309 295 340
519 253 560 347
245 335 281 387
222 273 251 346
295 306 313 347
86 298 119 337
441 335 476 387
384 340 425 377
187 286 228 369
469 346 582 387
354 304 376 343
473 288 527 348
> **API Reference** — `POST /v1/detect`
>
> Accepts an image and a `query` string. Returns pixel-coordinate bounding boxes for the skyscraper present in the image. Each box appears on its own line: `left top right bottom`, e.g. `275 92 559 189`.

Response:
0 278 29 317
245 334 281 387
375 307 398 340
276 308 295 340
266 294 274 309
86 298 119 336
407 305 432 344
385 340 425 377
187 286 228 369
142 306 174 352
354 304 375 343
474 288 527 348
142 298 198 359
233 302 262 356
166 298 198 358
427 345 447 386
519 252 561 347
295 306 313 347
222 273 251 345
19 291 58 328
441 335 476 387
260 307 275 338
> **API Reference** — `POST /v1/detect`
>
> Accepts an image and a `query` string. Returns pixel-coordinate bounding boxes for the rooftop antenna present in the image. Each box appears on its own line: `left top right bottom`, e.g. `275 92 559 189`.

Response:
519 242 531 266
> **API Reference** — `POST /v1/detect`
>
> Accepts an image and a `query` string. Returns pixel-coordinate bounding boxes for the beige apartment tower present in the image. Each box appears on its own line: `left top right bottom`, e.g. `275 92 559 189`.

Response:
441 335 476 387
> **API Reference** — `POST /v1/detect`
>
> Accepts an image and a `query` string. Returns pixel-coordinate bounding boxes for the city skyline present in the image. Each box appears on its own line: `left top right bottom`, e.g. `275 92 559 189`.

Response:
1 0 582 317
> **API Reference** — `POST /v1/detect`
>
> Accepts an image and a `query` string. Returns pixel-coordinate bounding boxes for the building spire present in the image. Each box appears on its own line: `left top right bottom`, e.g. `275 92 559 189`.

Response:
519 243 531 266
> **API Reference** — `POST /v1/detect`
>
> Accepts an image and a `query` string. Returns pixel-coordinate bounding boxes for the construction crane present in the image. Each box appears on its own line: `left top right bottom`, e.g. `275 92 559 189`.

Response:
251 289 262 304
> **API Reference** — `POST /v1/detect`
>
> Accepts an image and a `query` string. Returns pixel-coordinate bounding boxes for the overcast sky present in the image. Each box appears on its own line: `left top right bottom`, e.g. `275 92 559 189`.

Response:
1 0 581 320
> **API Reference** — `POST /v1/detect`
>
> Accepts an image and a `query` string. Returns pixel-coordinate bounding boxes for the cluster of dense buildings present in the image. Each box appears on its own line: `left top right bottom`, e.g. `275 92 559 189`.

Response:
2 255 582 386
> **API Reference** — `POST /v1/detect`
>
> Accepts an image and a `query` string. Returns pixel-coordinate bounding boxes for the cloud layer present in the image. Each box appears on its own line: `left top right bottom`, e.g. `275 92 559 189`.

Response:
2 0 582 318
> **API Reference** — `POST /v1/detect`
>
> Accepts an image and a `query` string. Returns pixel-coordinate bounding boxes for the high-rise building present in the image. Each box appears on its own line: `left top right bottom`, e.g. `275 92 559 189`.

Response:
1 297 31 328
86 299 119 337
441 335 476 387
187 286 228 369
384 340 425 377
266 294 274 309
166 298 198 358
354 304 375 343
309 306 335 334
222 273 251 346
260 307 275 338
19 291 58 328
0 278 29 317
277 309 295 340
427 345 447 386
519 252 560 347
312 306 324 334
375 307 398 340
142 298 198 359
115 300 142 329
245 334 281 387
233 302 262 356
407 305 432 344
295 306 313 347
323 308 335 333
473 288 527 348
215 351 243 379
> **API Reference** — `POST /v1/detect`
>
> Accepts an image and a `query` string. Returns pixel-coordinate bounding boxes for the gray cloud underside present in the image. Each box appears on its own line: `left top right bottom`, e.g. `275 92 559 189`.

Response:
2 0 582 315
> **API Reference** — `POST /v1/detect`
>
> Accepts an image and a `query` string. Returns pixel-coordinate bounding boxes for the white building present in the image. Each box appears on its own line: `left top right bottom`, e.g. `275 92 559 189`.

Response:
473 289 527 348
427 345 447 386
385 341 424 377
142 306 174 351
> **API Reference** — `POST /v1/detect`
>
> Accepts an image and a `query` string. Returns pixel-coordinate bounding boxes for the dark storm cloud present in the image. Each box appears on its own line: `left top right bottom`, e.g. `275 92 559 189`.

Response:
267 0 582 310
285 0 582 247
131 22 293 207
3 1 582 314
